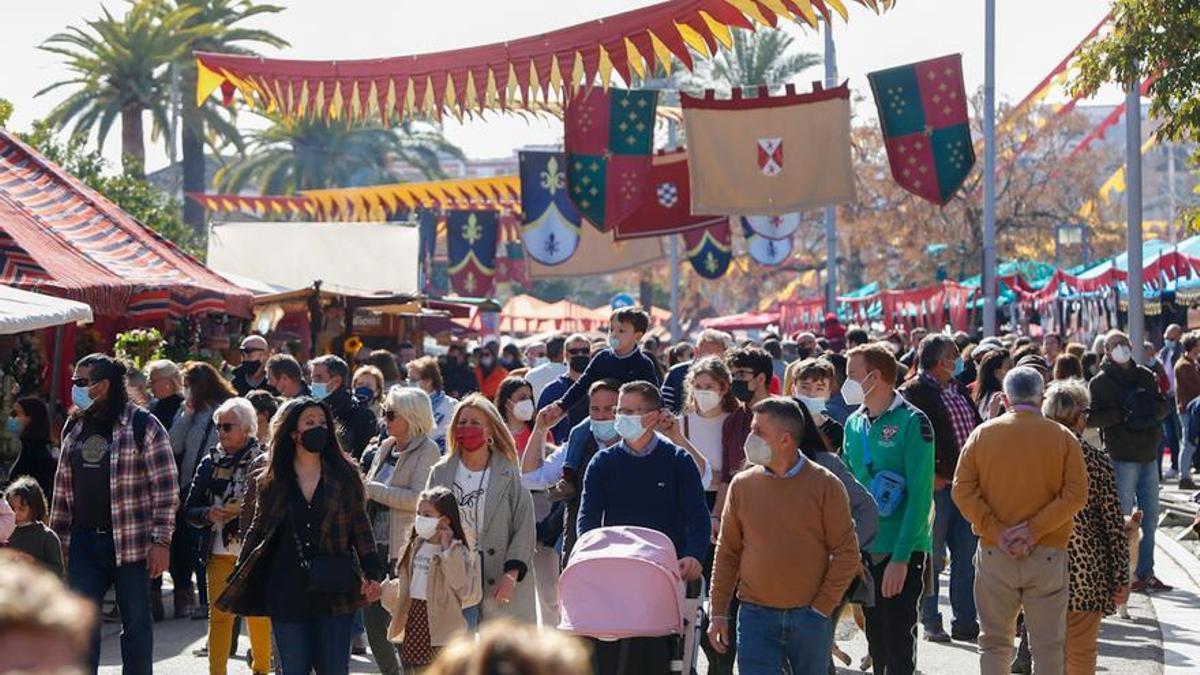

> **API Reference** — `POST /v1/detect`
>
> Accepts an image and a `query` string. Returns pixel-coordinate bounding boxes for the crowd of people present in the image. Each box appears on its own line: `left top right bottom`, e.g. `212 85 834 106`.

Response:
0 308 1188 675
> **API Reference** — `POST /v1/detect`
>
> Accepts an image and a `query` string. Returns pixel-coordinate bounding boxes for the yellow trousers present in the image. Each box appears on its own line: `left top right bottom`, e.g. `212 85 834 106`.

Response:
207 554 272 675
1065 610 1102 675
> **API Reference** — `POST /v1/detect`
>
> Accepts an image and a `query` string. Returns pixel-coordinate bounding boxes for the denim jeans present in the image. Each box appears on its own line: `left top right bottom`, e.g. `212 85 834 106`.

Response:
462 604 481 631
735 602 833 675
1114 460 1158 580
1160 407 1181 474
1182 415 1197 477
273 612 354 675
68 528 154 675
921 487 979 634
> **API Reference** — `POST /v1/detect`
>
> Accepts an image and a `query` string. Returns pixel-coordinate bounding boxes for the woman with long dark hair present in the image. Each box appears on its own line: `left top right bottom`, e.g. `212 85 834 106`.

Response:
494 377 537 455
216 397 383 675
973 349 1012 421
8 396 55 499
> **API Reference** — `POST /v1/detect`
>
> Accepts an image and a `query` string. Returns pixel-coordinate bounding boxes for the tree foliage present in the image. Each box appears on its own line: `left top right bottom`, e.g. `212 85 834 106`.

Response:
0 99 12 128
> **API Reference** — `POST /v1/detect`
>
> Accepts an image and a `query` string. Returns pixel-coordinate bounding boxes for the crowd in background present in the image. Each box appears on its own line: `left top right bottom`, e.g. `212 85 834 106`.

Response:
0 310 1186 675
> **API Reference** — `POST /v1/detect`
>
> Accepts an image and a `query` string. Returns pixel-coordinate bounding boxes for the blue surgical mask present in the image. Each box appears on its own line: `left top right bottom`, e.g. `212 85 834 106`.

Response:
354 386 375 402
614 413 647 442
310 381 329 400
608 336 621 351
1165 339 1178 349
953 356 965 377
590 418 617 443
72 384 94 411
5 417 20 435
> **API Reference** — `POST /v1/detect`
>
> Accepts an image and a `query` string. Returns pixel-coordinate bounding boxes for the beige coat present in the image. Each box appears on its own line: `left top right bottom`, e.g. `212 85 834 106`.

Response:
380 538 475 646
426 451 536 624
365 435 441 555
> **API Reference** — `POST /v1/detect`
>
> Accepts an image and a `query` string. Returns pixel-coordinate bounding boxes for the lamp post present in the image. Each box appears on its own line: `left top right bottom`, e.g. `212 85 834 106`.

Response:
823 17 839 315
982 0 998 336
1126 75 1144 360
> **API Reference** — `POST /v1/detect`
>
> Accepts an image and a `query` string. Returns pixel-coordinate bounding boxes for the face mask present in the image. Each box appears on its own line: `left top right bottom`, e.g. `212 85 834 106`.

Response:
5 417 21 435
513 399 535 422
531 356 549 368
608 336 622 351
455 426 488 452
1165 339 1178 349
72 384 94 411
569 355 591 373
953 356 965 377
731 379 753 403
413 515 441 540
797 395 827 417
354 386 375 402
299 426 329 454
182 386 192 402
743 432 774 465
241 360 260 373
841 376 866 406
693 389 722 413
480 356 495 369
1110 345 1132 365
591 418 617 442
614 413 647 442
310 382 329 400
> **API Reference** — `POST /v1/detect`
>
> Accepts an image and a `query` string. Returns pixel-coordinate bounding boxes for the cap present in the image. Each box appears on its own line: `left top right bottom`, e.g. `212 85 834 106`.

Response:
240 335 268 351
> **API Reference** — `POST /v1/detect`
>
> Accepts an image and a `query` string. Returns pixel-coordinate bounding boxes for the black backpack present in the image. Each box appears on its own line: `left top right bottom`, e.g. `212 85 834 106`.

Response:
1121 388 1161 431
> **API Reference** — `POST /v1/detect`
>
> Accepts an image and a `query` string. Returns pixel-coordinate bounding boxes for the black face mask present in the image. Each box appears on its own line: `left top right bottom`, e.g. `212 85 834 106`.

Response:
240 360 260 373
797 348 813 360
731 379 753 403
299 426 329 454
569 355 591 373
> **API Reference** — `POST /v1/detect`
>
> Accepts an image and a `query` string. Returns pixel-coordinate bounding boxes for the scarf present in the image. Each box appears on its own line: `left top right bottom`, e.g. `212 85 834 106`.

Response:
209 439 262 548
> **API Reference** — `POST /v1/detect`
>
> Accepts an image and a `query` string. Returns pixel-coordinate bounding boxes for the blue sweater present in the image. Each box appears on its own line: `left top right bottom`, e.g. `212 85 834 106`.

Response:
537 374 585 444
577 434 710 561
555 348 661 412
661 361 691 414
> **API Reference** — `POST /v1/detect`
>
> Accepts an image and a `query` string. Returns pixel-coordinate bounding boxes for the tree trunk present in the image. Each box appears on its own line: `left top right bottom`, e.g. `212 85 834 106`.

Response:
120 105 145 177
181 80 207 240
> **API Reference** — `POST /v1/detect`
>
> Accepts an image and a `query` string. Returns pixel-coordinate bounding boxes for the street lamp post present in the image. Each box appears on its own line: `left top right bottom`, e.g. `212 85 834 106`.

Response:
982 0 998 337
1126 76 1145 360
823 17 839 315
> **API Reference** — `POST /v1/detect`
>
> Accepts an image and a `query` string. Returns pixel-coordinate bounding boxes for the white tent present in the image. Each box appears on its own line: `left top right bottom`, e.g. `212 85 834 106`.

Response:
0 285 93 334
207 221 420 296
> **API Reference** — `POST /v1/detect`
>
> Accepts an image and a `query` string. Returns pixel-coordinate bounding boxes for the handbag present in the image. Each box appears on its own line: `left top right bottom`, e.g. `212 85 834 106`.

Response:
288 511 360 594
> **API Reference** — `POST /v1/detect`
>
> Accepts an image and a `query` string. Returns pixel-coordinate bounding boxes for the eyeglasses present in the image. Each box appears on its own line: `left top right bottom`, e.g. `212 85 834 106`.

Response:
566 348 591 356
216 423 240 433
70 377 95 387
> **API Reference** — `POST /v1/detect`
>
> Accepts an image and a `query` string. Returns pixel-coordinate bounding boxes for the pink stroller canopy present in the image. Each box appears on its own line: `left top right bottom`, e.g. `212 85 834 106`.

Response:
558 526 686 639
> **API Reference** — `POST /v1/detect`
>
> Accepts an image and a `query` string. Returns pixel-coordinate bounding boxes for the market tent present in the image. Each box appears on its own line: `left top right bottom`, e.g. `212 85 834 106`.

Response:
701 311 778 331
208 221 420 296
0 284 92 334
592 304 672 328
0 131 251 319
480 294 605 334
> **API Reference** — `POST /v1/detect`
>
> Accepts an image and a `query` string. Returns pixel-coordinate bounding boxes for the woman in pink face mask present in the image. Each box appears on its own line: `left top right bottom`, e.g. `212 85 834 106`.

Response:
423 394 536 630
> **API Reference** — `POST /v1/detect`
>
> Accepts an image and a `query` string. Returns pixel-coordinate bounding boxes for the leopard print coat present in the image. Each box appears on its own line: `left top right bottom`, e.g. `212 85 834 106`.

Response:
1067 438 1128 614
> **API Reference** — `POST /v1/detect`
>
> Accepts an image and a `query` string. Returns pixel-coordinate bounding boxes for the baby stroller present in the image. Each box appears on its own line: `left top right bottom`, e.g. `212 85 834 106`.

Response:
559 526 705 675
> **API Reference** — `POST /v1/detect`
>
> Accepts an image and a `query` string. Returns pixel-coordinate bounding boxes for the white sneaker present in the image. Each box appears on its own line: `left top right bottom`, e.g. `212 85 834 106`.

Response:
1165 468 1180 480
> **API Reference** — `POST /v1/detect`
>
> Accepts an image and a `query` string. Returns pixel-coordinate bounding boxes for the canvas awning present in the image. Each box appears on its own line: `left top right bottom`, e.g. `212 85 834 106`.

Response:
700 311 778 331
0 284 93 334
0 131 252 319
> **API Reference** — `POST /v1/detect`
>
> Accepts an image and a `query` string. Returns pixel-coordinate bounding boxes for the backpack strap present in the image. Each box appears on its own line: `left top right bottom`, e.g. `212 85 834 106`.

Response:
132 408 150 453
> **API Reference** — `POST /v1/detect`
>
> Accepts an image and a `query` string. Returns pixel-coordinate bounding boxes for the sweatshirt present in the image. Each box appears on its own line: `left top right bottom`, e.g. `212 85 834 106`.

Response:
711 458 860 617
842 393 935 563
952 410 1088 549
554 348 660 413
7 521 64 576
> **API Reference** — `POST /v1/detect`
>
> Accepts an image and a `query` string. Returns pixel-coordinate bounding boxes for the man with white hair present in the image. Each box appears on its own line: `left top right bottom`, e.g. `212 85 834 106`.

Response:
953 367 1088 675
662 329 733 414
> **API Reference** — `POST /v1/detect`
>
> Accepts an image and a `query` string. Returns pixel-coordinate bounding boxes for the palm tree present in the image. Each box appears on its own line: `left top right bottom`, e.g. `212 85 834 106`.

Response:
37 1 209 176
169 0 289 235
213 115 465 194
685 27 820 92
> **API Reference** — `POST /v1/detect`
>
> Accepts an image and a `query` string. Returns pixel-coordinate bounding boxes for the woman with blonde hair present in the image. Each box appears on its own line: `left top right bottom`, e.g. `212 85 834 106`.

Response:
360 386 442 675
353 365 386 418
425 394 536 628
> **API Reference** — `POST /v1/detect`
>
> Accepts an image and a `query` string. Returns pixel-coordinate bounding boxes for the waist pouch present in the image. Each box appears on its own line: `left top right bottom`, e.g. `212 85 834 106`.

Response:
869 470 907 518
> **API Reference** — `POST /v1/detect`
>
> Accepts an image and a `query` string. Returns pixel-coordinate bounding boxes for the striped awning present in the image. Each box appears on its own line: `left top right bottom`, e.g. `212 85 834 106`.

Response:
0 131 252 320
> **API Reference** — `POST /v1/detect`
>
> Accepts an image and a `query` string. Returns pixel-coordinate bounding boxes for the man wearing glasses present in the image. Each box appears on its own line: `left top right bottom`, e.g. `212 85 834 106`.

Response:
536 334 596 444
231 335 271 396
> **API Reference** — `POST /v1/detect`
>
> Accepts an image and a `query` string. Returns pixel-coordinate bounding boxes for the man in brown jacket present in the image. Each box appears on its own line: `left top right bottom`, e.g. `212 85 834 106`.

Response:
1174 332 1200 489
952 367 1087 675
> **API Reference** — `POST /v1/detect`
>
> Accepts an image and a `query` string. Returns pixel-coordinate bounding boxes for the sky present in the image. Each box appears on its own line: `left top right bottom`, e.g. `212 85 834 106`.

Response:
3 0 1127 174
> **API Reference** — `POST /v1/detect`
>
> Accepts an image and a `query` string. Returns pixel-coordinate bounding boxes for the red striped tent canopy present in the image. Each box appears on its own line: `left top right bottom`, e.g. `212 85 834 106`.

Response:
0 131 252 320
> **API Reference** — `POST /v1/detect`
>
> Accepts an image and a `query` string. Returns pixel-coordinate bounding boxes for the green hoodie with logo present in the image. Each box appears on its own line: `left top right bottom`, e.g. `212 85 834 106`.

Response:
843 392 935 562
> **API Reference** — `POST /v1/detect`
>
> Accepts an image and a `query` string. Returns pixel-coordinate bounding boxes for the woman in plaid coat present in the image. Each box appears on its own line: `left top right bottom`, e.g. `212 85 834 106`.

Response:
215 397 383 675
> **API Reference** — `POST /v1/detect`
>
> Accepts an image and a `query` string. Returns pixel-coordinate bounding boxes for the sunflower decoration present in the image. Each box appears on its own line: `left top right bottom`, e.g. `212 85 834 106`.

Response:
343 335 364 358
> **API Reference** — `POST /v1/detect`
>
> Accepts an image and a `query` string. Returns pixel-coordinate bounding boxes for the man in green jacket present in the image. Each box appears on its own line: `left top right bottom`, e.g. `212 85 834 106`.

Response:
1087 329 1172 593
843 343 935 675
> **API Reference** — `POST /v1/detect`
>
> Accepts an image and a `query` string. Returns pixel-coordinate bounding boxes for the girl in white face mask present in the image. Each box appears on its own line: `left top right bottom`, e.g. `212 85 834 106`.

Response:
497 377 541 457
681 358 736 518
382 487 477 671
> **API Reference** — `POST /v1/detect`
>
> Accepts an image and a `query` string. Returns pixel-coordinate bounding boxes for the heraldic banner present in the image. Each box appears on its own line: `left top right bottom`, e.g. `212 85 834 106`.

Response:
614 151 725 241
447 209 498 297
683 220 732 280
565 87 658 231
682 83 855 215
527 214 663 279
519 151 581 265
868 54 975 206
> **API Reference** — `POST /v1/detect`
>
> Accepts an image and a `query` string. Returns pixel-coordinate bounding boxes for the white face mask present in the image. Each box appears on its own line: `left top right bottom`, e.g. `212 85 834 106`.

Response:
744 432 774 465
841 376 866 406
414 515 441 540
693 389 722 414
513 399 535 422
1110 344 1132 365
797 395 827 417
614 413 647 442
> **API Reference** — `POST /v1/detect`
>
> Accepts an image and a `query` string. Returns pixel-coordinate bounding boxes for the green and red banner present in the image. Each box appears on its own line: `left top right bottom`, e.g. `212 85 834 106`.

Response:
683 220 732 280
869 54 975 206
565 87 658 231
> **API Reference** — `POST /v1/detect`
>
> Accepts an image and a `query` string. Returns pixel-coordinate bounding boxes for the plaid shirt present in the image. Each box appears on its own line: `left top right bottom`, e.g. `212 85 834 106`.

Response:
49 402 179 566
921 372 976 451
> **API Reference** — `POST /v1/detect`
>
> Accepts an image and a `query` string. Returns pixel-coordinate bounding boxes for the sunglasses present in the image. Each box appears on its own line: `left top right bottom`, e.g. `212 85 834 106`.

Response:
216 423 241 433
239 347 264 355
70 377 95 387
566 348 591 356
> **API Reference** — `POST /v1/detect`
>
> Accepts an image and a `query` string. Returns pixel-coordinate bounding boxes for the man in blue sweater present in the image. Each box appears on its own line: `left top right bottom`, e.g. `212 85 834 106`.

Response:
543 308 660 426
577 380 709 580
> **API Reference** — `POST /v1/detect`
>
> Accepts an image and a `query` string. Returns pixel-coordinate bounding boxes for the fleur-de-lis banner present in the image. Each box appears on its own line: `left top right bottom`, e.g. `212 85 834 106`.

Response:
742 213 802 240
447 209 498 297
564 87 658 231
741 219 793 266
519 151 581 266
868 54 975 206
683 220 732 280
